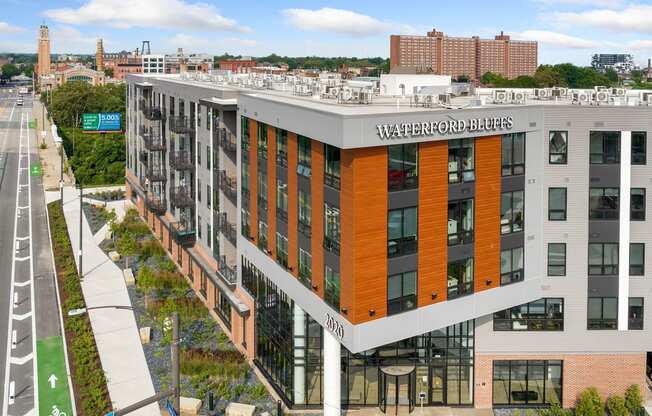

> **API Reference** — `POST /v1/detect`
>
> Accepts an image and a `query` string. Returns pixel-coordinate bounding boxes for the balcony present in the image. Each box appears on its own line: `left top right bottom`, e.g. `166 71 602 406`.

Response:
142 131 166 152
169 186 195 209
219 130 237 161
170 218 196 247
145 166 167 183
217 212 237 246
169 116 194 135
217 255 237 285
169 150 194 171
139 151 148 165
218 170 237 204
145 193 166 215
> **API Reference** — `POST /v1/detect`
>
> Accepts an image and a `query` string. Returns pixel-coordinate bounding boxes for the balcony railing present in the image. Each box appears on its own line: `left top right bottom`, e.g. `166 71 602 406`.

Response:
218 170 237 203
145 193 166 215
169 186 195 209
217 212 237 246
323 236 340 255
169 116 194 135
142 132 166 152
169 150 194 171
145 166 167 183
219 130 237 160
217 255 237 285
170 218 196 247
139 151 148 165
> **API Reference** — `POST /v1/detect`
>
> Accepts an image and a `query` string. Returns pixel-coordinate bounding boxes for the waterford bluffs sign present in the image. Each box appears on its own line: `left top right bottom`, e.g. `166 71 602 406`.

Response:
376 116 514 140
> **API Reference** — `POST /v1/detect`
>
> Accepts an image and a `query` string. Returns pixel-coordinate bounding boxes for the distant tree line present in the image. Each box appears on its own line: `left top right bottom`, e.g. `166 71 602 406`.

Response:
0 63 34 79
214 53 390 75
482 64 625 89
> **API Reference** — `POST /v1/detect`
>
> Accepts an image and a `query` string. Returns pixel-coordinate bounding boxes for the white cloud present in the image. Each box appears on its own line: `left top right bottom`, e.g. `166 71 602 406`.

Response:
515 30 602 49
0 22 24 34
44 0 249 33
628 40 652 51
550 4 652 33
169 33 258 54
49 25 103 53
282 7 414 36
534 0 623 8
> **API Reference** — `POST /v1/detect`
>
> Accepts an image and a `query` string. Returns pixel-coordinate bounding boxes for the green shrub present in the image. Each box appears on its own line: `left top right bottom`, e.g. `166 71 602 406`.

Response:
607 396 628 416
139 239 166 260
624 385 643 416
576 387 604 416
248 383 269 401
538 403 572 416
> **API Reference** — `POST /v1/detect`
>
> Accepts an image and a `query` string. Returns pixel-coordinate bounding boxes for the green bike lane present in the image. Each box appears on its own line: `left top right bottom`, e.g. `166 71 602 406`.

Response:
37 336 73 415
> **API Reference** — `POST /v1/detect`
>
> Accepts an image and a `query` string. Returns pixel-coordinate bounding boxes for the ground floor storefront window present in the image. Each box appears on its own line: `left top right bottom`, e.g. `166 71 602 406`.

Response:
492 360 562 406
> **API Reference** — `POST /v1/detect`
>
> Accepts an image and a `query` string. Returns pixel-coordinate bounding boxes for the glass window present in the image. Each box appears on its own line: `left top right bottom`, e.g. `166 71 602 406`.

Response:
448 138 474 183
589 188 619 220
588 243 618 275
276 128 288 167
324 144 340 189
276 180 288 220
324 204 340 254
298 190 311 236
631 188 645 221
590 131 620 164
587 297 618 330
501 247 524 285
298 135 311 168
448 199 474 245
325 265 340 310
388 207 418 257
241 116 250 151
447 257 473 299
631 132 646 165
493 360 563 405
298 249 312 287
257 171 268 211
388 143 418 191
258 220 268 251
257 123 268 159
494 298 564 331
501 191 524 234
214 286 232 330
387 271 417 315
502 133 525 176
547 243 566 276
549 131 567 164
629 297 644 330
630 243 645 276
548 188 567 221
276 233 288 269
206 184 211 209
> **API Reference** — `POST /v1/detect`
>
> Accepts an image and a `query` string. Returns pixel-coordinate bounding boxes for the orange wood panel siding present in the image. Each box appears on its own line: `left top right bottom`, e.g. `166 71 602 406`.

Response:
267 126 276 258
474 135 501 292
418 142 449 306
249 120 258 243
310 141 324 298
287 133 298 277
343 146 388 324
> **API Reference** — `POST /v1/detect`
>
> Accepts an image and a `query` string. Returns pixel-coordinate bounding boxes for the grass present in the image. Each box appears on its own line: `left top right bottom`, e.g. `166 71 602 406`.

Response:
47 201 111 416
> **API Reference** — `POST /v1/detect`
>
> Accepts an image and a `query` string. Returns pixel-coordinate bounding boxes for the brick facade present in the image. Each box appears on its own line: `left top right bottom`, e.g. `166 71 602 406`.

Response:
475 353 647 408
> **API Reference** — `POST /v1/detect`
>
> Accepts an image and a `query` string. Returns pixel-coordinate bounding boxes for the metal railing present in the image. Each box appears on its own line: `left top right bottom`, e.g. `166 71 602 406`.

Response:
217 212 237 246
170 218 196 247
218 170 237 203
145 193 166 215
145 166 167 183
169 115 194 134
169 150 194 171
217 256 237 285
219 130 237 160
142 131 166 152
169 186 195 209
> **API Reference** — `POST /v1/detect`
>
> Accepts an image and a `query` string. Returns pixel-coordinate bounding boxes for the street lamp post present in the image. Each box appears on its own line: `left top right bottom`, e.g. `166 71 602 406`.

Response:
78 183 83 277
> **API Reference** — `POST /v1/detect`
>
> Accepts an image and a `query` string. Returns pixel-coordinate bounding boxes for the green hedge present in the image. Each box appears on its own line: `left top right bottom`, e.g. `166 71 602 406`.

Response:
47 202 111 415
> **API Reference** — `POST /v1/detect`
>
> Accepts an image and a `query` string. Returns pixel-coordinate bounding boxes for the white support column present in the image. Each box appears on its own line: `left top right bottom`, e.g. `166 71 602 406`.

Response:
618 130 631 331
323 329 341 416
292 304 306 405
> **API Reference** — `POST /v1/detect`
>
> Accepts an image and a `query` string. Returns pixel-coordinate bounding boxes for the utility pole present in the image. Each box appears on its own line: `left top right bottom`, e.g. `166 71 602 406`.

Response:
60 144 64 204
78 183 83 277
171 311 180 412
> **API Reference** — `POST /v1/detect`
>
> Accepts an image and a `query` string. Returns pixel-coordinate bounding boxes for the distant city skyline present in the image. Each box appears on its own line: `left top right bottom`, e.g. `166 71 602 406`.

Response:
1 0 652 66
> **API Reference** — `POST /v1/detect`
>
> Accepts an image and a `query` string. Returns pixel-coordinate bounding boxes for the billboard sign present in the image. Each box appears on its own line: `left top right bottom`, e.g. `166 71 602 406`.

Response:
82 112 121 132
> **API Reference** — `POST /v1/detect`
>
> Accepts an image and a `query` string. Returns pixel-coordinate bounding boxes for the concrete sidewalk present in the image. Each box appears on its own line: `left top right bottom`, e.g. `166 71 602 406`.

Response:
60 186 160 415
33 99 74 190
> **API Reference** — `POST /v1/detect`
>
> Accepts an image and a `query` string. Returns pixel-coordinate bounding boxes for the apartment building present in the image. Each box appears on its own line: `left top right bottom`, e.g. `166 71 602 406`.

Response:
390 29 537 80
125 72 652 415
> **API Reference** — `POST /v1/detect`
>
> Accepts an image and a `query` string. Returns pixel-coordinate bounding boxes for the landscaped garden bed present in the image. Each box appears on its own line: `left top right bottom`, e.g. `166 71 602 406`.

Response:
105 208 274 414
88 189 125 202
47 201 111 416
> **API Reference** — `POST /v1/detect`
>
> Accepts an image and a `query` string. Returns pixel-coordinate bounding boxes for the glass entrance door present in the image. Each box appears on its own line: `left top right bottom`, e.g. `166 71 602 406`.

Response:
430 366 445 405
378 368 416 415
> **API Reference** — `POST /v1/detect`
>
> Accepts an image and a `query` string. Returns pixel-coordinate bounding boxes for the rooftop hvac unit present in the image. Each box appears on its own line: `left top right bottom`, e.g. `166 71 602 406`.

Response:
572 91 592 104
595 90 610 104
639 92 652 104
493 90 508 103
438 94 451 105
612 88 626 97
511 91 526 103
551 87 568 98
594 85 609 92
535 88 550 99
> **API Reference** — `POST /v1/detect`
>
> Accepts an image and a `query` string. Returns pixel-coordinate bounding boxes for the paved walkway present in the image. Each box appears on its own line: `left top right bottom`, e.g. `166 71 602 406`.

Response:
33 100 74 190
59 186 160 415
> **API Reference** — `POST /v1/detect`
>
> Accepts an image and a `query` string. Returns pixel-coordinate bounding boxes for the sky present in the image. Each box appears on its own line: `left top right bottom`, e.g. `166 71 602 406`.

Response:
1 0 652 66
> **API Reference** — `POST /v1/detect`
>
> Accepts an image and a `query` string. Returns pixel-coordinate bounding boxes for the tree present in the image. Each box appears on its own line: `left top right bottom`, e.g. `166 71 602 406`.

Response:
576 387 604 416
0 64 20 80
605 68 619 84
22 64 34 78
535 65 566 87
624 385 642 416
117 232 137 269
607 395 628 416
103 68 114 78
630 70 644 85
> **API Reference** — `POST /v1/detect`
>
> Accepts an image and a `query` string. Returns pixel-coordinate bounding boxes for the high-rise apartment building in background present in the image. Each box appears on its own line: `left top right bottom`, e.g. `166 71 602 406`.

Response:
125 70 652 415
591 54 636 74
390 29 537 81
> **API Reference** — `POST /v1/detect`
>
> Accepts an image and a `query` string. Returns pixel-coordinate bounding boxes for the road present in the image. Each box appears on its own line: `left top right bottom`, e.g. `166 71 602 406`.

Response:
0 87 74 416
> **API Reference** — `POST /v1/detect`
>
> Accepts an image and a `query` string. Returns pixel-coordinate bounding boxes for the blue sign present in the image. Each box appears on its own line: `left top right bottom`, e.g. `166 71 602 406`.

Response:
166 401 178 416
82 112 122 132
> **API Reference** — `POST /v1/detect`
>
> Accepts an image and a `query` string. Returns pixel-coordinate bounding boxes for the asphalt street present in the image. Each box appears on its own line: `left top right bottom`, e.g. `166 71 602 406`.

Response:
0 87 74 416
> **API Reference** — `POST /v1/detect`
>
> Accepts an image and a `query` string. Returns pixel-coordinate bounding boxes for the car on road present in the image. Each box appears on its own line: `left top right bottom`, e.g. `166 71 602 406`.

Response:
16 98 23 106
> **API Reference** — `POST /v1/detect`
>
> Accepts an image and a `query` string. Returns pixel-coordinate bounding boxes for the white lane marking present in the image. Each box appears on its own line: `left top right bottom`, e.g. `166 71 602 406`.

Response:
12 312 31 321
13 281 30 288
16 237 29 241
13 292 18 307
10 353 33 366
8 380 14 405
15 256 30 262
11 331 16 349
